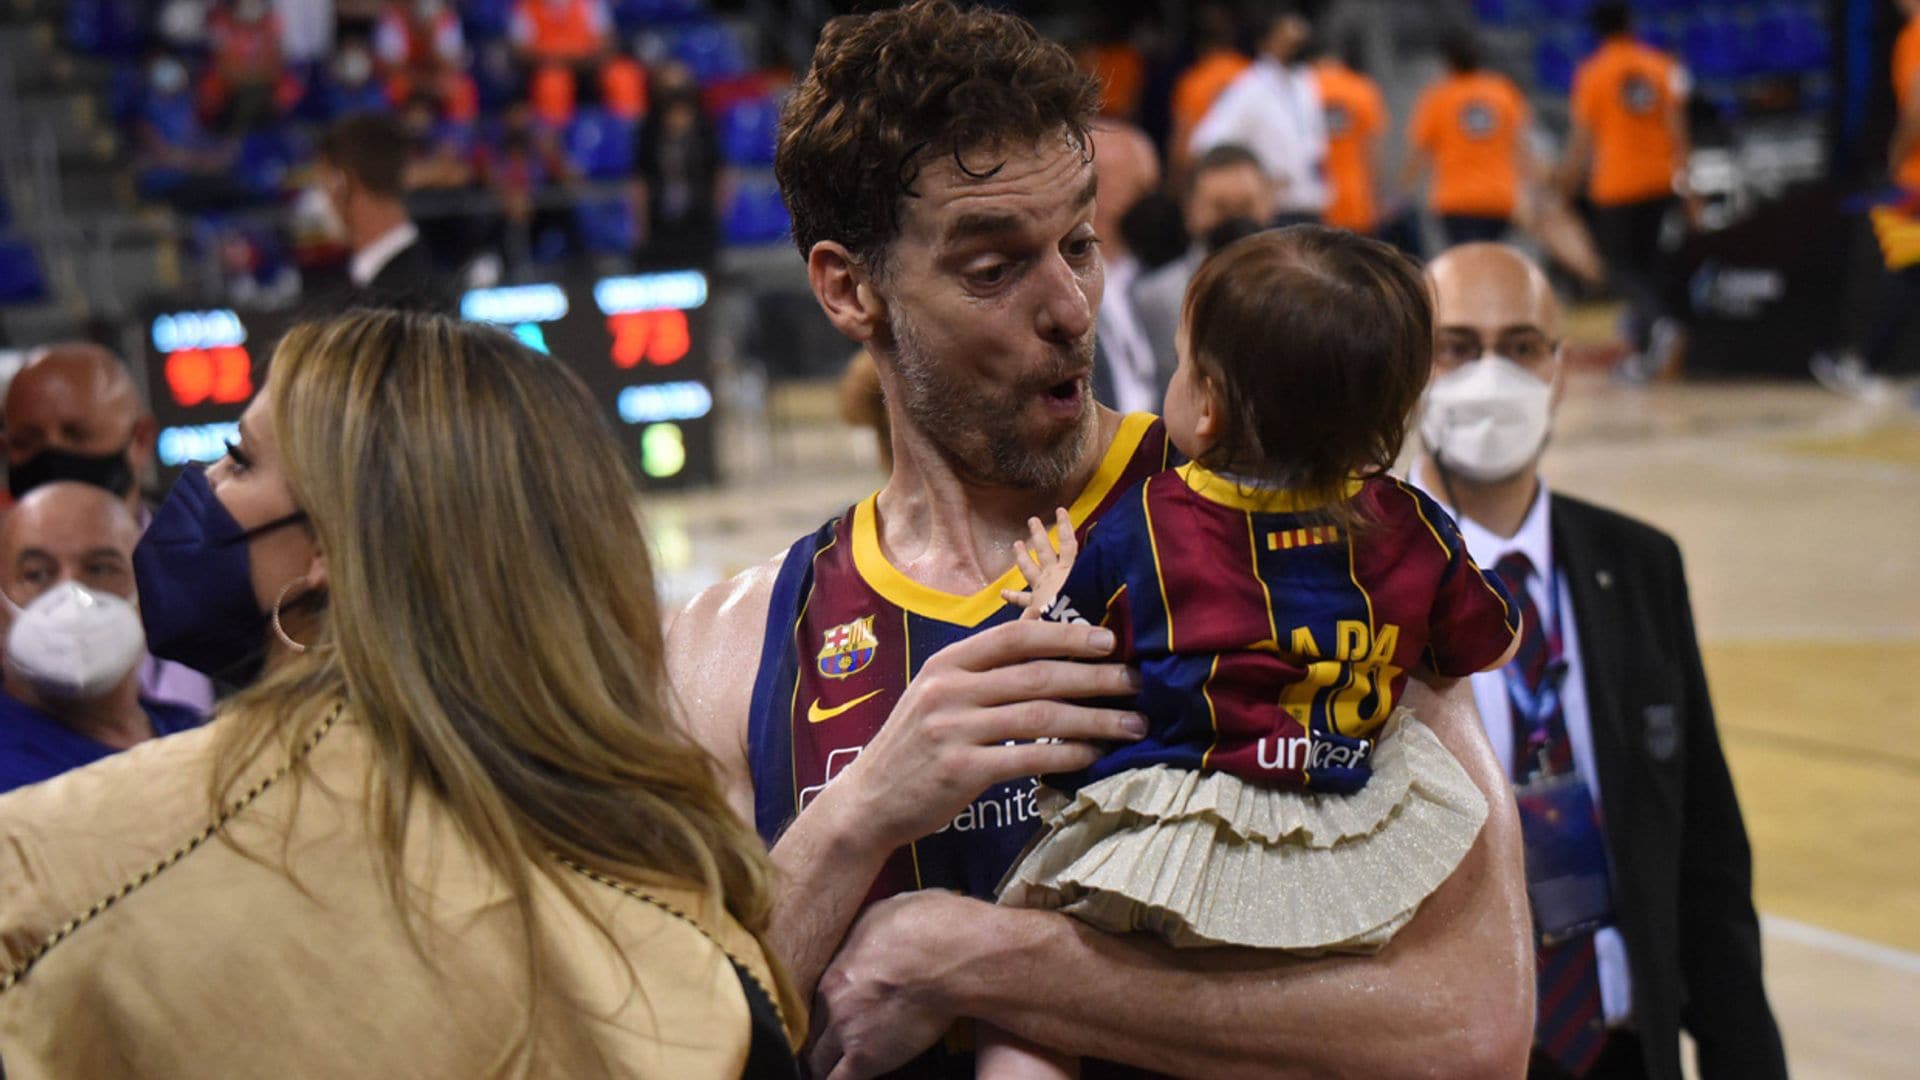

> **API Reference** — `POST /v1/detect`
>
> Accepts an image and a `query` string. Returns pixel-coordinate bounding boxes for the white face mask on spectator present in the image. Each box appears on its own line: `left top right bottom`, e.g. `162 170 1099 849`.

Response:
1419 356 1556 484
3 582 147 703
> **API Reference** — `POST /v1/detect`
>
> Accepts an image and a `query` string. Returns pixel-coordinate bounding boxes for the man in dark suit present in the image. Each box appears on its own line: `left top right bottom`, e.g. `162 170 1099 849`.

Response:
316 112 452 312
1414 244 1786 1080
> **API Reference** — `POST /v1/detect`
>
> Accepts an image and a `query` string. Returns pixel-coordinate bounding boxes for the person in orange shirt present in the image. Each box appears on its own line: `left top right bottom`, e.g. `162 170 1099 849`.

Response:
510 0 611 66
1816 0 1920 400
1404 32 1535 250
1169 3 1250 172
1315 48 1387 235
1559 1 1692 381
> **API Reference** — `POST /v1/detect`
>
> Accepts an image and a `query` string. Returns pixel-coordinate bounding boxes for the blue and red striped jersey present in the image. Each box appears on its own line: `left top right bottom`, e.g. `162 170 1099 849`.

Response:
745 414 1173 903
1047 464 1518 795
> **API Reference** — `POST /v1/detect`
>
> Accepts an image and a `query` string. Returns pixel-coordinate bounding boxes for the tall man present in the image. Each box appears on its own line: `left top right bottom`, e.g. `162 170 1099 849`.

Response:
315 112 450 311
1189 3 1329 225
1315 46 1388 236
669 3 1533 1076
1086 122 1162 415
1130 143 1275 373
3 345 213 714
1405 32 1535 249
1416 244 1787 1080
1559 1 1692 383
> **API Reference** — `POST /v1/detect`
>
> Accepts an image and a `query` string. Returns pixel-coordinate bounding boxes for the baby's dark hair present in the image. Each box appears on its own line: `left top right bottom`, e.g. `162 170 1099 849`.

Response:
1180 225 1433 529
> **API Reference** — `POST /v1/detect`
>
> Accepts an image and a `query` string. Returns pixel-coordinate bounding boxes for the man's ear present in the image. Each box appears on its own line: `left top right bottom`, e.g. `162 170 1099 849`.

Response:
127 413 159 476
807 241 887 343
1548 349 1568 412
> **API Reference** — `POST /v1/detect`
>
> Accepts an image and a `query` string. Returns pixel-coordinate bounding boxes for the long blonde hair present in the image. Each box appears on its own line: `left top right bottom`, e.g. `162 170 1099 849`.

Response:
213 309 798 1025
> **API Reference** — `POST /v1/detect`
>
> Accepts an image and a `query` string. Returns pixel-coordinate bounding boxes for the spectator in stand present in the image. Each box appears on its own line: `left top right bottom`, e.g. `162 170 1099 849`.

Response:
1169 3 1249 172
375 0 478 122
1190 3 1328 226
1560 1 1693 384
633 64 720 269
317 112 451 309
528 62 579 128
487 103 581 268
205 0 290 133
0 484 204 795
601 39 649 121
320 39 395 121
1074 14 1148 122
134 52 242 207
511 0 612 66
1087 121 1164 414
1404 31 1536 249
273 0 335 66
1131 144 1276 371
4 345 215 715
1315 43 1389 237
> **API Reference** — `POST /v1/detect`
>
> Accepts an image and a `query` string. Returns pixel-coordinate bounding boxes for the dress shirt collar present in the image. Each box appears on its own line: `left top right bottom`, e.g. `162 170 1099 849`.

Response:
349 221 420 287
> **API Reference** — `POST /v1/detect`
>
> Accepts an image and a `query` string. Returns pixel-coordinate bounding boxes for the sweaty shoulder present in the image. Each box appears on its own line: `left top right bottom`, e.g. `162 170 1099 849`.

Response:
666 555 785 822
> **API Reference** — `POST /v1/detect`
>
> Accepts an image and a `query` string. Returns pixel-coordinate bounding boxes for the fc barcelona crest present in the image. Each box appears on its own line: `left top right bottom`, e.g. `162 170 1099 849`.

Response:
818 616 878 679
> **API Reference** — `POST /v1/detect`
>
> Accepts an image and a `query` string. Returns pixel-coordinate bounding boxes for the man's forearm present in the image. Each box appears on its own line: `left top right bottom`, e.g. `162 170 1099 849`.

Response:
769 781 895 999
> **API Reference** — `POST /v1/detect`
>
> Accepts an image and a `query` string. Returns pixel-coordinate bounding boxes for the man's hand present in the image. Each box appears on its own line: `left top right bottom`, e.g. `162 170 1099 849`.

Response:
818 618 1144 855
806 890 973 1080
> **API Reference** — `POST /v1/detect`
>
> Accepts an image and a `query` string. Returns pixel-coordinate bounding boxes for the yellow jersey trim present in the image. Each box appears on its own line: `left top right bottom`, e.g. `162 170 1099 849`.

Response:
1175 463 1364 514
850 412 1158 626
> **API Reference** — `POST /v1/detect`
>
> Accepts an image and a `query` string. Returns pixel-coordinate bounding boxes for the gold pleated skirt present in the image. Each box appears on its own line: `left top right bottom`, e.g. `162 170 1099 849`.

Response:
996 709 1488 952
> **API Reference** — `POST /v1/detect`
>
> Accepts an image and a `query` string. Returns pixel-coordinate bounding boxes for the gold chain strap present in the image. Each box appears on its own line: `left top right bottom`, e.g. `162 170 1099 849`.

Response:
0 704 344 994
557 857 791 1038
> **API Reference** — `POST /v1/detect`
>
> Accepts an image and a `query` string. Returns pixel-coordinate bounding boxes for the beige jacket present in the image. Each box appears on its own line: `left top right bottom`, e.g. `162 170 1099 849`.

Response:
0 710 798 1078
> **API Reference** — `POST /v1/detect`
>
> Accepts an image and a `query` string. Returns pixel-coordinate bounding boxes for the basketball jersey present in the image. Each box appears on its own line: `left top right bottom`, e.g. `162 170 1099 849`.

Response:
1043 466 1519 796
746 414 1170 905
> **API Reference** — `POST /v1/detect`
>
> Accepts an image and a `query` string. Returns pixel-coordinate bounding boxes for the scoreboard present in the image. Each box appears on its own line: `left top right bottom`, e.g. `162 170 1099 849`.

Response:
142 269 718 489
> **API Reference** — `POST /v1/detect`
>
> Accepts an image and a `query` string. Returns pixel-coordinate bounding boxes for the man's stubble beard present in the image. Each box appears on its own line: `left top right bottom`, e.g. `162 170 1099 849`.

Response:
887 305 1095 492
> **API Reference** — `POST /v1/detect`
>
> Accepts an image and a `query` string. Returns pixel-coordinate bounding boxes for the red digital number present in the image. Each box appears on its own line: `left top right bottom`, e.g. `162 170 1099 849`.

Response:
608 309 691 368
165 345 253 407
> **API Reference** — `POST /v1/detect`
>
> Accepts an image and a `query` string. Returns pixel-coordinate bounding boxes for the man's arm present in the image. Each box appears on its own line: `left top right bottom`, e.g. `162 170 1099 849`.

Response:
808 678 1535 1079
667 564 1148 1005
1662 545 1787 1079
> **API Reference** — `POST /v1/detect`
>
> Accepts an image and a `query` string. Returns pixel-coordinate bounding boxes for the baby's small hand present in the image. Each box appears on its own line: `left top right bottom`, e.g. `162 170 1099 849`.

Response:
1001 507 1077 622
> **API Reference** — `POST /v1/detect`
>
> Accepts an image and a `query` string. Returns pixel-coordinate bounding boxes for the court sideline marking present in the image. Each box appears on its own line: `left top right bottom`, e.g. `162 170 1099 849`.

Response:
1763 915 1920 975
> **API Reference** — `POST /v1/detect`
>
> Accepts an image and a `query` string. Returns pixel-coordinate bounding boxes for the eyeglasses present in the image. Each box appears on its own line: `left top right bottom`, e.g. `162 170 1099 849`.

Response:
1434 330 1559 370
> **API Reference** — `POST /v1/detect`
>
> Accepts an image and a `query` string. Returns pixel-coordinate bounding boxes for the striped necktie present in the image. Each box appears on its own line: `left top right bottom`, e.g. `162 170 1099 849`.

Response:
1493 552 1608 1076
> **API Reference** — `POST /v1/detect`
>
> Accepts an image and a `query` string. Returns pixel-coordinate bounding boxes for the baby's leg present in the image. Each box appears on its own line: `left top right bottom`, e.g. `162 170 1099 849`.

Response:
976 1023 1079 1080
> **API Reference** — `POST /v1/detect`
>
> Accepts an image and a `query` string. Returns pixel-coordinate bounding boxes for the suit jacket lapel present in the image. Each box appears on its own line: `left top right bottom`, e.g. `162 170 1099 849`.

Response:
1553 498 1631 819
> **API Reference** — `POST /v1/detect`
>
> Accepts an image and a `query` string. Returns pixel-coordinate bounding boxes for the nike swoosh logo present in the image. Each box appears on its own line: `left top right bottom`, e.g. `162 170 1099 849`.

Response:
808 689 883 724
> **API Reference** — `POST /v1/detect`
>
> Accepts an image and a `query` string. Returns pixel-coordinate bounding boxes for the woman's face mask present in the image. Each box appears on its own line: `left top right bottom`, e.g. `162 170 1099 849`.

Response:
132 466 307 685
1418 355 1556 484
3 581 147 703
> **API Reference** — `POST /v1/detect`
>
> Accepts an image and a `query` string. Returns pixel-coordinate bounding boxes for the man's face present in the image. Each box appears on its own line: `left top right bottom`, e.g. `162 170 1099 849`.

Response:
1430 257 1564 388
0 488 140 625
1186 163 1272 240
872 133 1103 491
1261 16 1310 62
3 367 141 471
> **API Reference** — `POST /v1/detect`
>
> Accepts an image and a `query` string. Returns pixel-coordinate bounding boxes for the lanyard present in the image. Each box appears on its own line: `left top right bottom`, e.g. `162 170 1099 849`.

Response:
1502 564 1570 758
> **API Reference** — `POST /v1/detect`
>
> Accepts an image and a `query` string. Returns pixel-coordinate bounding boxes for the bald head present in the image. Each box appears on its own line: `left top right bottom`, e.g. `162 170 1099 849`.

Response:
0 481 142 608
1090 122 1161 262
4 344 154 507
1426 243 1564 381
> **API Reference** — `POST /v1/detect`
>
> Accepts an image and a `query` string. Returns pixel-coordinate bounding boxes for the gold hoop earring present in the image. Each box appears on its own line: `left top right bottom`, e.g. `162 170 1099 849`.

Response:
273 579 310 654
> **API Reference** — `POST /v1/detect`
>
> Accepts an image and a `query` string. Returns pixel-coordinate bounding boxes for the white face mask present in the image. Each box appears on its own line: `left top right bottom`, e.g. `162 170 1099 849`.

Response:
4 582 147 703
1418 355 1555 484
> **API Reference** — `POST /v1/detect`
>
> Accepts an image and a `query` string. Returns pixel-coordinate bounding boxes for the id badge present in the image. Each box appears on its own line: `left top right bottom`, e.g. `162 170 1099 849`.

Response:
1513 771 1614 946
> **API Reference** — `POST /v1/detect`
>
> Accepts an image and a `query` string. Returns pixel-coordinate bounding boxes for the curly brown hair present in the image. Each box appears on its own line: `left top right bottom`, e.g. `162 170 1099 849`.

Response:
1182 225 1434 533
774 0 1100 275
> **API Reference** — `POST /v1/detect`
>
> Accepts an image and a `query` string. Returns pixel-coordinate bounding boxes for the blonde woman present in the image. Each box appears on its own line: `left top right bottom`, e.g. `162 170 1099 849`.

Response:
0 310 802 1077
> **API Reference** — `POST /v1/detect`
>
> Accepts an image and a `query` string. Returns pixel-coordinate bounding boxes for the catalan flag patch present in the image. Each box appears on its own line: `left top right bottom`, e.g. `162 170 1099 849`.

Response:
1266 525 1342 551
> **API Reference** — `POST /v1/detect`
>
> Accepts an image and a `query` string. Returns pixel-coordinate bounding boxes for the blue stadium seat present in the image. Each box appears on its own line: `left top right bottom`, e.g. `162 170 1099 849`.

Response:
65 0 145 58
1683 13 1741 82
1534 34 1578 95
725 174 789 247
718 96 779 167
1471 0 1530 27
614 0 709 32
671 23 747 84
0 239 47 303
237 132 300 199
1534 0 1584 19
566 108 638 180
463 0 515 43
575 196 638 255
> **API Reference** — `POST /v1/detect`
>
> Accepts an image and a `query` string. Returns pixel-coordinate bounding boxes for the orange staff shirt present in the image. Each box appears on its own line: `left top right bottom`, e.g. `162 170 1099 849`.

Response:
1571 35 1688 206
1896 16 1920 190
1409 71 1531 219
1315 60 1387 233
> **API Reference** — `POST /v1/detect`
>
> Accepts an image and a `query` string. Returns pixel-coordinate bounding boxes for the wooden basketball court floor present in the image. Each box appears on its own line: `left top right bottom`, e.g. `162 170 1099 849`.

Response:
645 356 1920 1078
